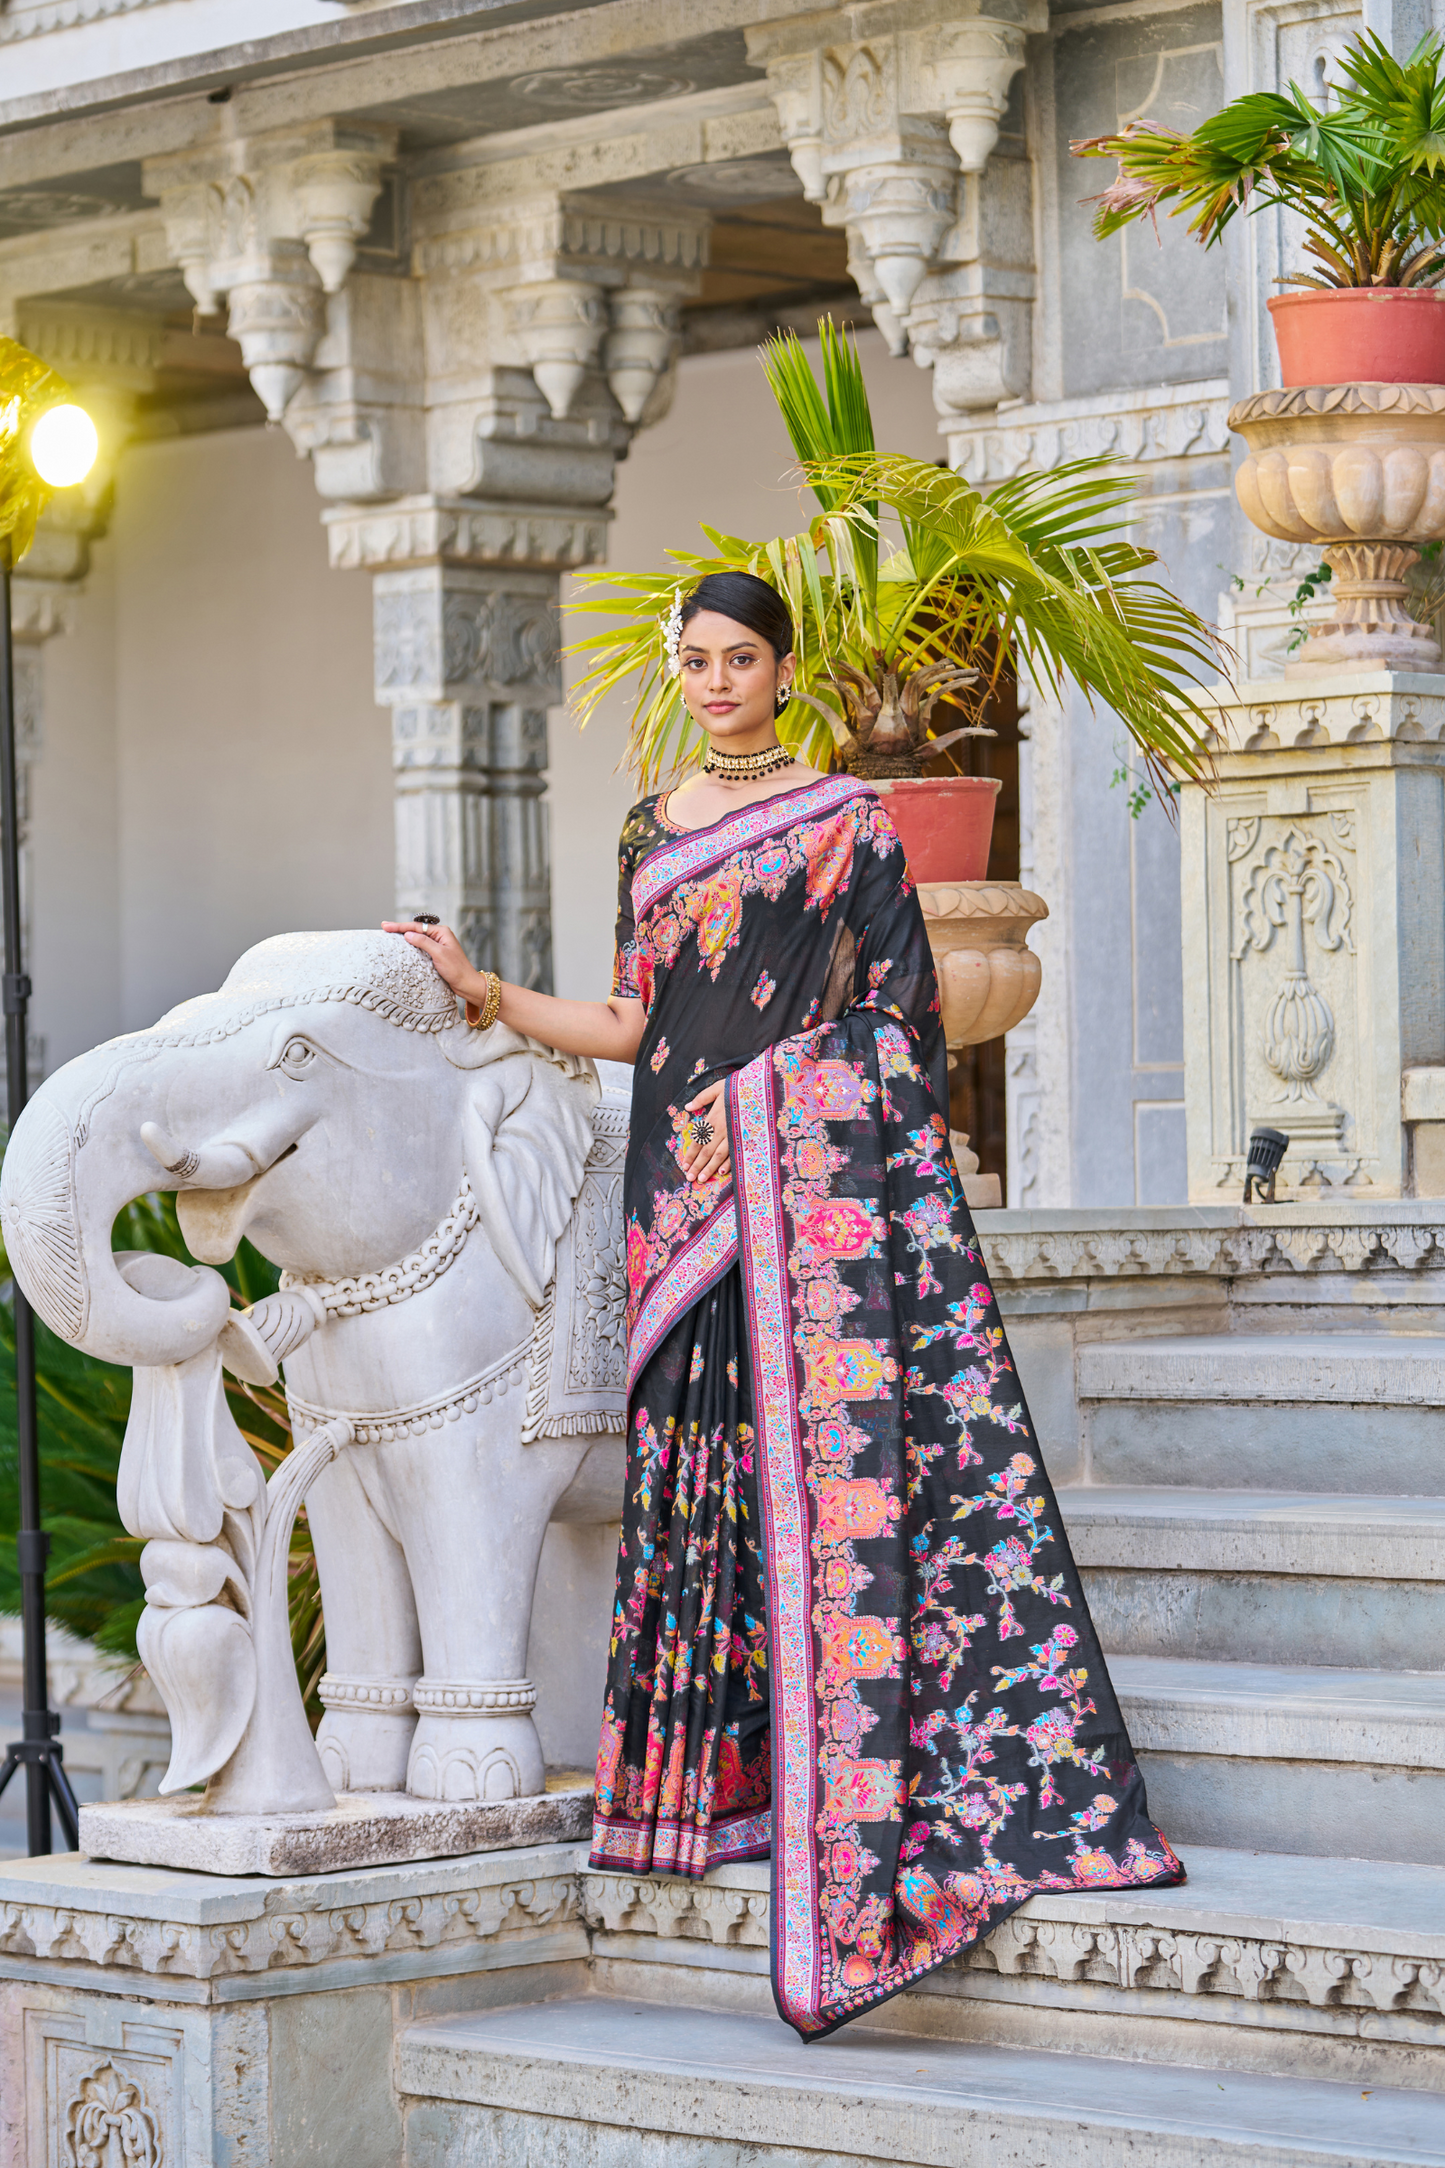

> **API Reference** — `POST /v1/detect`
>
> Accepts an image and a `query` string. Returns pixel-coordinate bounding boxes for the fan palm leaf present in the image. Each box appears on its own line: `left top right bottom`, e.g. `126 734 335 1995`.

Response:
568 352 1225 790
1074 30 1445 286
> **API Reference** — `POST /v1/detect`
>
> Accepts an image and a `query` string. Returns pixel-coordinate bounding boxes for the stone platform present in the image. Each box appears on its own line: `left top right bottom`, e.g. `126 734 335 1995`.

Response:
77 1780 592 1876
1 1840 1442 2167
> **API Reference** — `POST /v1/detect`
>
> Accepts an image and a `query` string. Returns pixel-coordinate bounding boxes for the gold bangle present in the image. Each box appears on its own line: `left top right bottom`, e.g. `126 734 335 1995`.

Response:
466 970 502 1031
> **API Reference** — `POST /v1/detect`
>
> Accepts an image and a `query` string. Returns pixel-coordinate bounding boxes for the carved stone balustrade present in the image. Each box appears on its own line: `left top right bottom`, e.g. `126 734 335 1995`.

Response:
1231 385 1445 675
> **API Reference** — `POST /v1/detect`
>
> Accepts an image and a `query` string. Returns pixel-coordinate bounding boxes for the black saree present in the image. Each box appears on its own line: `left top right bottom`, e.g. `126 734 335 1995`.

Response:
590 774 1183 2041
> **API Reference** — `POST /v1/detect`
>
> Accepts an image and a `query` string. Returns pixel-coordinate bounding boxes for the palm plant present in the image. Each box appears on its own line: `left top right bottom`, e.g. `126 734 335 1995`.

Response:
0 1185 328 1727
1073 30 1445 290
568 321 1224 788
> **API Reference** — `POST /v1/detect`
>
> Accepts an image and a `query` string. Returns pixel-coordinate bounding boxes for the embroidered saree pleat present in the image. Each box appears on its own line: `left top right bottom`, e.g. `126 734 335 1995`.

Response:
591 778 1184 2042
592 1273 771 1874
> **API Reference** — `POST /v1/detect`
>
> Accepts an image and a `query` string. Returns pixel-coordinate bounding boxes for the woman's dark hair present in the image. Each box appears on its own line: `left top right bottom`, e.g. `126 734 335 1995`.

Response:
679 571 794 660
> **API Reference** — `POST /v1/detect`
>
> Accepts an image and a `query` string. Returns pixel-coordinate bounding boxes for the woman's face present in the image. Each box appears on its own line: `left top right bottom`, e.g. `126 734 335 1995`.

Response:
678 609 795 745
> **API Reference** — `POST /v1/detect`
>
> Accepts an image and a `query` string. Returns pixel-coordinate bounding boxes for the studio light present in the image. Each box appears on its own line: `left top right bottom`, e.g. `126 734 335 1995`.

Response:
28 403 98 489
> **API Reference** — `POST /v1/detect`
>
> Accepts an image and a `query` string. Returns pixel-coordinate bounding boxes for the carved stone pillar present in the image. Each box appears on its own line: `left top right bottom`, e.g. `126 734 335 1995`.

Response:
748 0 1042 406
303 178 702 985
326 504 608 990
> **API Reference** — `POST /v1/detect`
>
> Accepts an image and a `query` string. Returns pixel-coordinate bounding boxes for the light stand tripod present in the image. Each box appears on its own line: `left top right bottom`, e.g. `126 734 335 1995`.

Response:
0 544 79 1853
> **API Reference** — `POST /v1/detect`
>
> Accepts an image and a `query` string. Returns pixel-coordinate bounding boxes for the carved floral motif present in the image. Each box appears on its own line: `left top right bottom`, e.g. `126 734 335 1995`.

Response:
63 2061 161 2168
578 1872 1445 2022
1232 826 1354 1109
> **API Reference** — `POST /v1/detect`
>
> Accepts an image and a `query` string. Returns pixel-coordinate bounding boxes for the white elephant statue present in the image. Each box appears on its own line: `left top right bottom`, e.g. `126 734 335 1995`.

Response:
0 929 628 1819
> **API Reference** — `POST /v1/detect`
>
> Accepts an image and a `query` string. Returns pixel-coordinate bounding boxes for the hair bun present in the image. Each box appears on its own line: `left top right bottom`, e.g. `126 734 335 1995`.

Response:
679 571 794 660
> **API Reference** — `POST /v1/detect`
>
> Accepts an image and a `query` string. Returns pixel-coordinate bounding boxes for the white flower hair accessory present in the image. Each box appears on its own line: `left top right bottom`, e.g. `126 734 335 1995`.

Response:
662 586 684 681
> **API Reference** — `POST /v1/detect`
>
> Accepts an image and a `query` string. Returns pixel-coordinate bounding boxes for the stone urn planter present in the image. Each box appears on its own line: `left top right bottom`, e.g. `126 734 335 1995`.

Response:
918 880 1049 1208
1230 382 1445 673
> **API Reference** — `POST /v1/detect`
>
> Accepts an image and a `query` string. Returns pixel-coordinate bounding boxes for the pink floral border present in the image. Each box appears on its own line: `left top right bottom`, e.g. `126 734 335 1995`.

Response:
632 776 870 919
728 1050 823 2035
625 1198 739 1395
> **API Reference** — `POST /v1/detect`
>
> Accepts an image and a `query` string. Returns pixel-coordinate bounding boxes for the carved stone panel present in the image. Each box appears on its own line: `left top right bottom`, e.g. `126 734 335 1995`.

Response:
1228 812 1359 1175
19 1999 185 2168
1182 675 1445 1200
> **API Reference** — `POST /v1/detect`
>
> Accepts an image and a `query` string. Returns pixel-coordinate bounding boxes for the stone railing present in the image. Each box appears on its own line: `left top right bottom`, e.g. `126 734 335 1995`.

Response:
973 1204 1445 1285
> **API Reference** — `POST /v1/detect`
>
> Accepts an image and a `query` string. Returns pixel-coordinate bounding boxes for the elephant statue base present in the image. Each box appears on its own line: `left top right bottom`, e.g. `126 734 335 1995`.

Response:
76 1770 595 1878
0 931 629 1876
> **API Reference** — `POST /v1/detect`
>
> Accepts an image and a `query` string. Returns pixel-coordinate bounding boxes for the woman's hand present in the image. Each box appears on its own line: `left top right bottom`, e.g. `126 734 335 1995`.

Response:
681 1079 731 1186
381 918 647 1065
382 920 487 1005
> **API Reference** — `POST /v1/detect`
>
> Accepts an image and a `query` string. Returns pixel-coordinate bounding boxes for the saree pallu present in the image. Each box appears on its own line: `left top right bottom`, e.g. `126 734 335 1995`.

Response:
591 777 1183 2042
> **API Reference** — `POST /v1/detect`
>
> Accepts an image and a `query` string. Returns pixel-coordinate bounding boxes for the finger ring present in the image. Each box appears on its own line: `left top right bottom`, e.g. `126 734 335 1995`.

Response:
414 913 440 926
693 1117 714 1147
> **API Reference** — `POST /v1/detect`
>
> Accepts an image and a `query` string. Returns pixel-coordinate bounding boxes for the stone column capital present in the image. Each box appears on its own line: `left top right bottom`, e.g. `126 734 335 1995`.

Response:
410 180 708 429
747 0 1042 181
321 495 612 574
284 179 706 507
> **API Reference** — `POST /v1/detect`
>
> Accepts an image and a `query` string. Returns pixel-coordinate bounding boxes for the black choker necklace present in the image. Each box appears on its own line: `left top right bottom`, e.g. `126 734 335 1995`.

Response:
704 742 794 779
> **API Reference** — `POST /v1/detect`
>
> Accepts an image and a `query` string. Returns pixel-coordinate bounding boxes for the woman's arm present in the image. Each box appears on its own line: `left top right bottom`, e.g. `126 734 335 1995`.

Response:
383 920 646 1064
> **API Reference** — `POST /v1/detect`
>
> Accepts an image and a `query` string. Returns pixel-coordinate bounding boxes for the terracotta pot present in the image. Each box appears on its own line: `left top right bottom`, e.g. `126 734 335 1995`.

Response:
875 775 1001 882
1268 289 1445 388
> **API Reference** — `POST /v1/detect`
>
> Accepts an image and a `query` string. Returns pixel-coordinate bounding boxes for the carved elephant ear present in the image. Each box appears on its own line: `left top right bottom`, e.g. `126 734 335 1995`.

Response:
446 1028 600 1307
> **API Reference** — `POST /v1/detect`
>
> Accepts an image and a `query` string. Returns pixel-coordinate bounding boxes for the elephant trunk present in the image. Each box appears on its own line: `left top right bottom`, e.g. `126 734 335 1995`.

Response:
0 1038 233 1367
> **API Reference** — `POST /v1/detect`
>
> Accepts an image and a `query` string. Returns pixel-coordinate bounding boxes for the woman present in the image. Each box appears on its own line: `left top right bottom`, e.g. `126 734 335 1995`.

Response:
386 569 1181 2042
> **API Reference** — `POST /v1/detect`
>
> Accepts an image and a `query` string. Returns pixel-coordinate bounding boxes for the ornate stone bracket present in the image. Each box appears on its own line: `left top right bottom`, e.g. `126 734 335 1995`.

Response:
748 0 1042 405
145 123 397 420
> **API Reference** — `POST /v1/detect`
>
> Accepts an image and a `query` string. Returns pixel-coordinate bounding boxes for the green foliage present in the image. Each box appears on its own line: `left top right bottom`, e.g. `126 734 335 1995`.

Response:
1073 31 1445 289
568 323 1224 790
0 1187 328 1727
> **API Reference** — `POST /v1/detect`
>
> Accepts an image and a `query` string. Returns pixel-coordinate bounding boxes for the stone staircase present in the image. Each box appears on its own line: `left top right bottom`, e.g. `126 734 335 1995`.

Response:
6 1304 1442 2162
385 1321 1445 2164
1065 1334 1445 1868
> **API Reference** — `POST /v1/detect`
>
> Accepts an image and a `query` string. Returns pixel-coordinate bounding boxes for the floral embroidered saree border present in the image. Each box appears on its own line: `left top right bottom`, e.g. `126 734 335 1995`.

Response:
625 1197 739 1395
631 775 870 920
591 1805 772 1877
727 1050 822 2035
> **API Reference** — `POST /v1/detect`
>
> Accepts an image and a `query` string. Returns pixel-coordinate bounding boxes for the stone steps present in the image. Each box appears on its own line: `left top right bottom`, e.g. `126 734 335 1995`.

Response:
580 1843 1445 2094
1076 1333 1445 1491
1112 1654 1445 1866
1062 1487 1445 1669
397 1993 1445 2167
1060 1333 1445 1867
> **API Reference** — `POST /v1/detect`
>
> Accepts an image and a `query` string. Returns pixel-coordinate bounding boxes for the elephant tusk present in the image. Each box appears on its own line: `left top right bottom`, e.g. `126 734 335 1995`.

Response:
141 1122 201 1180
141 1122 272 1193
